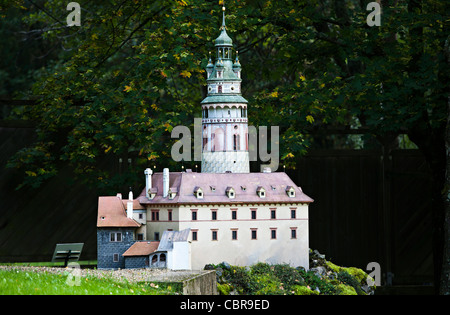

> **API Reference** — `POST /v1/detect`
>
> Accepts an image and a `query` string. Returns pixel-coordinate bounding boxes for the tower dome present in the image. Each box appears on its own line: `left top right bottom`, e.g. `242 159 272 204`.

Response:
215 6 233 47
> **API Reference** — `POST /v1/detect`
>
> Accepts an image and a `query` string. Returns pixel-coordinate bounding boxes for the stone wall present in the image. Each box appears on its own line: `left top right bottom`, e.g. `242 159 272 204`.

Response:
97 228 136 269
124 256 148 269
182 270 218 295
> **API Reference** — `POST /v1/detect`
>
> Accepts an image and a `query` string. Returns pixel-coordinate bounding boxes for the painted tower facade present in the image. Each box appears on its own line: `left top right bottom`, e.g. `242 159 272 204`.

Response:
201 6 250 173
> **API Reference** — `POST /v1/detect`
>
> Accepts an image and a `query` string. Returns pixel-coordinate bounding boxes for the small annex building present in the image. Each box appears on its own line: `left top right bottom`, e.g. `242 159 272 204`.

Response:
122 229 191 270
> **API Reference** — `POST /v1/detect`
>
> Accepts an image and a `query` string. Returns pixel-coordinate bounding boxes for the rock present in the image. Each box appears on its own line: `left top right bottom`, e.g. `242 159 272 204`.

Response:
204 264 215 270
221 261 231 270
310 266 327 278
313 250 326 259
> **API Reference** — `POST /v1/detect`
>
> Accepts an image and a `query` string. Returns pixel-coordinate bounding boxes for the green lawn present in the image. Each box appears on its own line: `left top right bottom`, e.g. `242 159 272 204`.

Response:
0 268 177 295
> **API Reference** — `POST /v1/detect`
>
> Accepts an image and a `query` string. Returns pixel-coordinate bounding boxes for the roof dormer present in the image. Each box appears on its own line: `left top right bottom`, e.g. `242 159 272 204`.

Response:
194 187 204 199
168 187 178 200
226 186 236 199
286 186 296 198
148 187 158 200
256 186 266 198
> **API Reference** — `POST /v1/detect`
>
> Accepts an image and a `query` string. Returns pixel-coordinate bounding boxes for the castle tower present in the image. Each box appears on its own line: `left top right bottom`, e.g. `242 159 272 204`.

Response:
201 5 250 174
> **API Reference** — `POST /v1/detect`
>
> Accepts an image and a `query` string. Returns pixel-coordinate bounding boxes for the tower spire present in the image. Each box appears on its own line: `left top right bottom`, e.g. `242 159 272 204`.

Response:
221 1 226 29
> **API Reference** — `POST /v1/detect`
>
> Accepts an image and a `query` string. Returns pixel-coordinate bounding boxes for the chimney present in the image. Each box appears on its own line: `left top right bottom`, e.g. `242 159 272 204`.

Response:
127 188 133 219
163 168 169 198
144 168 153 198
116 193 122 199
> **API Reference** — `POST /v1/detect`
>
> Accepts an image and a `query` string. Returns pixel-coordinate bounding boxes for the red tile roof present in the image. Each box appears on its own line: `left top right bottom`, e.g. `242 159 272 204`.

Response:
97 196 141 228
122 241 160 256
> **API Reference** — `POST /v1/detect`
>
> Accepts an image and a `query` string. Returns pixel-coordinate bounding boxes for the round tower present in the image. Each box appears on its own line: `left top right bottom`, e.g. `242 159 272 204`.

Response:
201 5 250 173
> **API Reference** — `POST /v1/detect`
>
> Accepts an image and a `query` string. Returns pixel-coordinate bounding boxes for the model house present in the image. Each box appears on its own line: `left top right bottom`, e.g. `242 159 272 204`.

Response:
97 5 313 270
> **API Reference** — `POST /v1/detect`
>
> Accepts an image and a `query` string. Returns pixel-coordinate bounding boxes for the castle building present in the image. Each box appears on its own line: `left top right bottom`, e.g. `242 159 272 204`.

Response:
97 5 313 270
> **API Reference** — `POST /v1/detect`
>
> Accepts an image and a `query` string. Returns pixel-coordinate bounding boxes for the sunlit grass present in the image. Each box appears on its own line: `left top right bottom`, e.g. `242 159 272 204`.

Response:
0 268 177 295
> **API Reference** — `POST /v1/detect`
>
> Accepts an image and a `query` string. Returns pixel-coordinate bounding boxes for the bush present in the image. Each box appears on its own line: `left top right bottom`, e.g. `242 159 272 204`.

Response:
273 264 306 287
292 285 319 295
337 271 364 295
209 251 376 295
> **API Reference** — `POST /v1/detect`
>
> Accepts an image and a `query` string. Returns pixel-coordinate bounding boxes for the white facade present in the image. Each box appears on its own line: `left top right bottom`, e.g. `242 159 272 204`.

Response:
140 202 309 270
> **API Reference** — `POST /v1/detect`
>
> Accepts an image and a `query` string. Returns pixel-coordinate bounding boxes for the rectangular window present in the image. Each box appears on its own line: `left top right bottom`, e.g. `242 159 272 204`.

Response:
291 228 297 239
113 253 119 262
137 233 144 241
212 210 217 221
212 230 218 241
231 210 237 220
110 232 122 242
231 230 238 240
192 230 198 241
270 209 276 219
154 232 160 241
271 229 277 239
192 210 197 221
251 209 257 220
168 210 173 221
291 209 296 219
151 210 159 221
138 213 144 220
251 229 257 240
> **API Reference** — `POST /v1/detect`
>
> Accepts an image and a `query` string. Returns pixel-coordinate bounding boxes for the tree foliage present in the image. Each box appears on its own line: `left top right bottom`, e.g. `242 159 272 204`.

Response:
6 0 448 189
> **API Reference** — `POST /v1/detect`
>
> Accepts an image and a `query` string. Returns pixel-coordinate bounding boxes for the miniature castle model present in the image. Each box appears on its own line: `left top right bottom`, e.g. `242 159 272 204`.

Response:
97 5 313 270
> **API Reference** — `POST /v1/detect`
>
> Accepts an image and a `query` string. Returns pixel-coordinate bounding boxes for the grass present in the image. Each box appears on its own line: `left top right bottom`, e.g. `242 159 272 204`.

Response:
0 268 178 295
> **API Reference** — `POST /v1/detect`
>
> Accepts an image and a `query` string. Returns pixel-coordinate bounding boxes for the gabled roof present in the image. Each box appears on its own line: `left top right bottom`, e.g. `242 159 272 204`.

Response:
137 172 313 206
122 241 160 257
97 196 141 228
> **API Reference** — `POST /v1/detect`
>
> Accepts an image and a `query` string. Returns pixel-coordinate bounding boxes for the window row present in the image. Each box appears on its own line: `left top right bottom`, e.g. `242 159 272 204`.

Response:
193 185 296 199
202 107 248 118
145 208 300 222
191 228 298 241
190 208 298 221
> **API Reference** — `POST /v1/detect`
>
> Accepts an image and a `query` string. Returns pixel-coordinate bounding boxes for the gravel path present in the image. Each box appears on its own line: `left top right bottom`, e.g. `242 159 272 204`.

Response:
0 265 206 284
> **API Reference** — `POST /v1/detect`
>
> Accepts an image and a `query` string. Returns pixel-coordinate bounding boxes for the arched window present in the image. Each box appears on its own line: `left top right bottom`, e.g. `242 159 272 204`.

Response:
233 134 240 151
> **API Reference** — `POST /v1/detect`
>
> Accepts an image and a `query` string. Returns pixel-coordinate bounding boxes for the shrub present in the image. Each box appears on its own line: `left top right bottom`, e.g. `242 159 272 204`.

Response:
337 271 364 295
292 285 319 295
273 264 306 287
